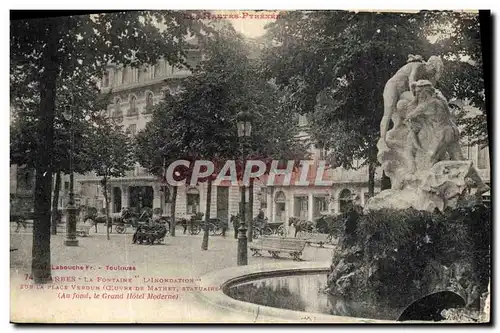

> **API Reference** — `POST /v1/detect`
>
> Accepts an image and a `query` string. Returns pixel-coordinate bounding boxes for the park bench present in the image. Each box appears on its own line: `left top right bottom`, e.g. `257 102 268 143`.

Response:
249 236 306 261
76 220 94 237
298 232 330 247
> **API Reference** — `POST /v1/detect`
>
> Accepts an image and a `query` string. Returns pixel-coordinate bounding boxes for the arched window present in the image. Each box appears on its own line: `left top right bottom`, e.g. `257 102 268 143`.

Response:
113 98 123 122
103 70 110 87
186 187 200 214
274 191 286 223
155 60 163 77
145 92 154 113
477 145 488 169
126 124 136 137
275 191 286 203
339 189 353 213
162 186 171 203
128 95 137 116
114 98 122 115
148 65 155 80
122 67 129 84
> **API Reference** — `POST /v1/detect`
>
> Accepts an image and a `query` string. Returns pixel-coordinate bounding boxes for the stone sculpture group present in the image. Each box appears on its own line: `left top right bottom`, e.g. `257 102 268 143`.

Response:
366 54 489 212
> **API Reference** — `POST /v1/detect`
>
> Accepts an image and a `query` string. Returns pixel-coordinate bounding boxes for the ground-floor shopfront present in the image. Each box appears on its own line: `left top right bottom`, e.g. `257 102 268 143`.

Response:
263 183 375 225
77 175 376 231
77 177 267 224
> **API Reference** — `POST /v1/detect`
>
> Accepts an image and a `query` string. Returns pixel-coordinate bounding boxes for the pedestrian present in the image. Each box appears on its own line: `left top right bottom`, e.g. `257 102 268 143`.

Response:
15 217 27 233
257 209 265 220
182 218 188 234
221 218 228 237
232 214 239 239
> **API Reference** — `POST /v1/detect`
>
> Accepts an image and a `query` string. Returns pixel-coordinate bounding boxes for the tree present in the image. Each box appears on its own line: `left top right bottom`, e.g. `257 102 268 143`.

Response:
10 11 208 283
424 11 488 147
135 94 189 237
87 117 135 240
135 26 308 247
10 73 111 235
261 10 486 195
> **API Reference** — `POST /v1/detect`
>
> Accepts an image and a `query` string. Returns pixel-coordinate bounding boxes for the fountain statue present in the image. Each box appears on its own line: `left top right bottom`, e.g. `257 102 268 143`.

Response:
324 55 491 322
366 55 489 212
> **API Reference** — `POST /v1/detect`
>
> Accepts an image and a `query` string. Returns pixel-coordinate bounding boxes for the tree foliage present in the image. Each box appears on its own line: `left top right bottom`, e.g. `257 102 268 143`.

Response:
87 118 135 181
135 26 309 247
10 73 111 174
86 116 136 240
260 10 487 192
136 25 308 182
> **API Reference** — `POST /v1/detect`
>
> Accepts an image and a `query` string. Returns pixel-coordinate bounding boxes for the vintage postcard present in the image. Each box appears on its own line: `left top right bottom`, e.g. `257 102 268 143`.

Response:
9 9 491 323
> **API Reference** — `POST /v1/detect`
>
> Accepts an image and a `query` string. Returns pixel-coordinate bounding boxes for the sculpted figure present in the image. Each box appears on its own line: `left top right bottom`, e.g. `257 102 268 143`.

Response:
369 54 489 212
402 80 489 195
404 80 462 174
381 55 444 142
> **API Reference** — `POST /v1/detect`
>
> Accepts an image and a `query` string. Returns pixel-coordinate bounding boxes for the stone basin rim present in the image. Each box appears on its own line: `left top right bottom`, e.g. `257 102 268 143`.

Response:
194 261 394 323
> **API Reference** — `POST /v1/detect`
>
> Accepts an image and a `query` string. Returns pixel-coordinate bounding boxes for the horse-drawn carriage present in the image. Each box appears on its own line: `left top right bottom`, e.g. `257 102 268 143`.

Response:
177 213 228 236
289 215 342 246
230 213 287 239
252 218 287 239
82 207 135 234
132 223 168 245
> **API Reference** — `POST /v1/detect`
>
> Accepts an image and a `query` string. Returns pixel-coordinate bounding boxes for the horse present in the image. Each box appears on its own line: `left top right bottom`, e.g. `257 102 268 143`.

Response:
86 208 133 233
108 208 134 232
13 214 27 233
315 214 338 234
289 217 314 238
177 218 189 234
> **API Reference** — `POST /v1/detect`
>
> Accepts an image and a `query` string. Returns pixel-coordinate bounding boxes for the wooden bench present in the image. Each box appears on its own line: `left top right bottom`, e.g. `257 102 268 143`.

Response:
249 236 306 261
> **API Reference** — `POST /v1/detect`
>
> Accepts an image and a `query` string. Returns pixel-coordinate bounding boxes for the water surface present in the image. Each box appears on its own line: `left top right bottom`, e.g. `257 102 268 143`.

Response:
225 273 401 320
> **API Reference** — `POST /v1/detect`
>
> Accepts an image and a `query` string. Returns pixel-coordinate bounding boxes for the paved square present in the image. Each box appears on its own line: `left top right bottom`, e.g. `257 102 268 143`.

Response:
10 224 335 322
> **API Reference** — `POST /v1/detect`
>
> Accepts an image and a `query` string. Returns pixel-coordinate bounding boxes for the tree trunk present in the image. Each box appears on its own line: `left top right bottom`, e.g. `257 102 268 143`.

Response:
248 178 254 242
51 171 61 235
368 162 376 197
201 179 212 251
103 178 110 241
381 171 391 191
170 186 177 237
32 19 59 284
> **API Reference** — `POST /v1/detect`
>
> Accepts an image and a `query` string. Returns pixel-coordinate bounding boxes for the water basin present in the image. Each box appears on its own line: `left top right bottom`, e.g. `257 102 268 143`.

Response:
224 272 401 321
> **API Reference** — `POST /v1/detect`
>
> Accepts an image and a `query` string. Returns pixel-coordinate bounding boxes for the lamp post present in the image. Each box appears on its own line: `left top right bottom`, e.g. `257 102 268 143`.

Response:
236 110 252 266
63 101 78 246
